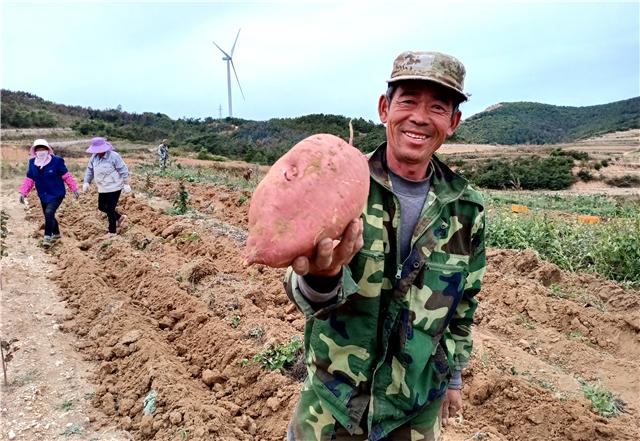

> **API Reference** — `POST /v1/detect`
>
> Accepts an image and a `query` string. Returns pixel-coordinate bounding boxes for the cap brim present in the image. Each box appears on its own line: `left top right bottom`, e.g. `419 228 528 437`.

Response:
387 76 470 102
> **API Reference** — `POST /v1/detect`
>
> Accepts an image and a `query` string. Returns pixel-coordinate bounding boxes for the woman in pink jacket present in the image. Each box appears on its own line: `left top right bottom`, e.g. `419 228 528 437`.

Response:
18 139 80 248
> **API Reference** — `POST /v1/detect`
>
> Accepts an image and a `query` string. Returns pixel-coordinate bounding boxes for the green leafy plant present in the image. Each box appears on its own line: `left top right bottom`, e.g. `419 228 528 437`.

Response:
62 425 82 436
228 315 241 328
61 399 75 411
487 212 640 287
253 338 303 371
236 195 248 206
248 325 265 339
581 381 625 417
169 181 190 215
177 427 189 440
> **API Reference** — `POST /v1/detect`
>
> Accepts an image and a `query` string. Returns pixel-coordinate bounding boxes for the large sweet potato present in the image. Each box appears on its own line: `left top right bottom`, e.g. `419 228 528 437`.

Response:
245 134 370 267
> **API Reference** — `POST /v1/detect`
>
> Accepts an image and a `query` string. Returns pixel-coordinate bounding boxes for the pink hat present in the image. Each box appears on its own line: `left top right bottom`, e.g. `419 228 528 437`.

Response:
29 139 54 157
86 137 114 154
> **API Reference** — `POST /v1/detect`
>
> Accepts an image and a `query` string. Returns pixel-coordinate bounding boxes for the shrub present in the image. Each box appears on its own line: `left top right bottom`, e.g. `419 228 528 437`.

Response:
577 169 593 182
461 155 575 190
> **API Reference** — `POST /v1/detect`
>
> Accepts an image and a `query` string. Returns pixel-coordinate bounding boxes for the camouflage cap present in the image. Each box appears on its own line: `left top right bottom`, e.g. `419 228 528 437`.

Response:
387 51 469 102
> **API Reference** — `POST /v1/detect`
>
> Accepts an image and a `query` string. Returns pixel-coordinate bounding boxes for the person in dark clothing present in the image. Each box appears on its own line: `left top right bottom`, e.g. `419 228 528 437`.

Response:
18 139 80 248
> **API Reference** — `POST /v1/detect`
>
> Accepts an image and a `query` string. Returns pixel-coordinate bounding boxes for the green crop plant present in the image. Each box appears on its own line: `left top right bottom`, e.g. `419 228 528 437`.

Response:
228 315 241 328
169 181 190 215
61 398 75 411
253 338 303 372
483 192 640 218
487 211 639 287
580 380 625 418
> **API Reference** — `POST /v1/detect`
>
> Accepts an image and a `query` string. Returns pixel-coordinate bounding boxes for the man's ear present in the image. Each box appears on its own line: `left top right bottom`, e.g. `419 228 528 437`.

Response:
447 110 462 137
378 95 389 124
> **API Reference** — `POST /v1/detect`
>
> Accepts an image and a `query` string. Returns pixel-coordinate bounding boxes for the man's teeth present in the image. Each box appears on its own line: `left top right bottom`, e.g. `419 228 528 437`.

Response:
405 132 427 140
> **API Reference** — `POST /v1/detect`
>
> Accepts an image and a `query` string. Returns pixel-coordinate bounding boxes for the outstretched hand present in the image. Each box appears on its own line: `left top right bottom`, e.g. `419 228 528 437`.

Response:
292 218 364 277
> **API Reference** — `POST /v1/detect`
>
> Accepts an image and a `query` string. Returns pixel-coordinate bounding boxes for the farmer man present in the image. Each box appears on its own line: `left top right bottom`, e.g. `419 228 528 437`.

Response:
157 139 169 171
285 51 486 440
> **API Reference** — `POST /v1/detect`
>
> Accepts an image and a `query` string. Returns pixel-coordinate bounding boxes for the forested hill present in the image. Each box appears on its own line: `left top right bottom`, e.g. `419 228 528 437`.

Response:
2 89 639 164
452 97 640 144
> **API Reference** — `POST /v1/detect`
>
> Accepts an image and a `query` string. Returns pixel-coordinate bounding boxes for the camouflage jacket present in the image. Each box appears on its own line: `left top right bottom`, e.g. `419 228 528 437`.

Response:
285 143 486 440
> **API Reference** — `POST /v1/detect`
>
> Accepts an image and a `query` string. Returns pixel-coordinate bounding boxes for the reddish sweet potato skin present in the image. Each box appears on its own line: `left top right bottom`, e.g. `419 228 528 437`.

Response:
245 134 370 267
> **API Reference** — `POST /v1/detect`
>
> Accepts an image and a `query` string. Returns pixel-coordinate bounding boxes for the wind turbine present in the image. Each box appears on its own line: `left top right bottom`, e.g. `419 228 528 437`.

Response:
213 29 245 118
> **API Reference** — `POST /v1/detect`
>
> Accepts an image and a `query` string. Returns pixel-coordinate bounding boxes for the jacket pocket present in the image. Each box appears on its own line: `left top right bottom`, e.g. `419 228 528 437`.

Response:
408 261 468 339
349 246 385 298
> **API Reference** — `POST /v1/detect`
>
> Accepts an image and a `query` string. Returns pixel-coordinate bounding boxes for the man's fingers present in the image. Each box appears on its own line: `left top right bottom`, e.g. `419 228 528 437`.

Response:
441 405 449 426
333 219 363 263
292 256 309 276
313 238 335 270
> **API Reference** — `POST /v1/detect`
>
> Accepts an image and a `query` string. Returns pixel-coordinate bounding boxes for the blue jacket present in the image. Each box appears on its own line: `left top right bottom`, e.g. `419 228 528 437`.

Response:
26 156 70 203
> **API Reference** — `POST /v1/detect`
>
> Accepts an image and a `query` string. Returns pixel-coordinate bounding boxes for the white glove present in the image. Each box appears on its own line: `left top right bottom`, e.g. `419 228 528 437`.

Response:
82 183 90 192
123 184 132 194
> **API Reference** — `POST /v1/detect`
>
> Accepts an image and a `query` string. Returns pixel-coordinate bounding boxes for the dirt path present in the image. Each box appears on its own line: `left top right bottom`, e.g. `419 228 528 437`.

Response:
0 180 130 440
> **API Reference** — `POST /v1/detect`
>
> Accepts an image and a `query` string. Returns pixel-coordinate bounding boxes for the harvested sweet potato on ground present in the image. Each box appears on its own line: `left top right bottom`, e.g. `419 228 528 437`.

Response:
245 134 370 267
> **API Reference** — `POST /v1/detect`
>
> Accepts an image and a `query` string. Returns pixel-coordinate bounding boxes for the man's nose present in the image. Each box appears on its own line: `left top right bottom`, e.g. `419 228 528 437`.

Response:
409 106 430 125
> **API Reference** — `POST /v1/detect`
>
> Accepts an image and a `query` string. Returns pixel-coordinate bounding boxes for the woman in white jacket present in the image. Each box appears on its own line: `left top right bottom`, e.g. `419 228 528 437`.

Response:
83 137 131 237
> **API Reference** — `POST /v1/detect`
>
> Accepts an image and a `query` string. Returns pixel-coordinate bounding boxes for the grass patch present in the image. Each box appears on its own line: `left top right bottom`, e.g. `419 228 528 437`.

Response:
253 338 303 372
580 380 625 417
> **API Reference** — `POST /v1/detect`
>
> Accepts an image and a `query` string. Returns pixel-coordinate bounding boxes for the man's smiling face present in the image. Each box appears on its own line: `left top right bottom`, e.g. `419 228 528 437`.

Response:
378 80 461 178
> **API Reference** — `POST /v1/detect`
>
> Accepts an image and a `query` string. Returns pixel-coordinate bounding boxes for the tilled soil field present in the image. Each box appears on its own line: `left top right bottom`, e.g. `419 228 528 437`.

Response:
15 174 640 440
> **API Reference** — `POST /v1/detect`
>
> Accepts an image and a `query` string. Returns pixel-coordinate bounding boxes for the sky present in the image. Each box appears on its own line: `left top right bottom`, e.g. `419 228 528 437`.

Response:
2 1 639 122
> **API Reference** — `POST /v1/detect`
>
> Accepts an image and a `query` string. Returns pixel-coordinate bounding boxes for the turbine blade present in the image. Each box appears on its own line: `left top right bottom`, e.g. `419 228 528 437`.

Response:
230 28 241 57
212 41 230 58
230 60 245 100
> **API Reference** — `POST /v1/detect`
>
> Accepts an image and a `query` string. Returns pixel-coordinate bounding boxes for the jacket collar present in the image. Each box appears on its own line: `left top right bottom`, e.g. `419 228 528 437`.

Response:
367 142 469 203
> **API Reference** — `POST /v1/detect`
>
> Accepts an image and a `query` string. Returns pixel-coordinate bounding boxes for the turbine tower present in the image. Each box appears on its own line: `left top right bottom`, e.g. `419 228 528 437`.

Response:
213 29 245 117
